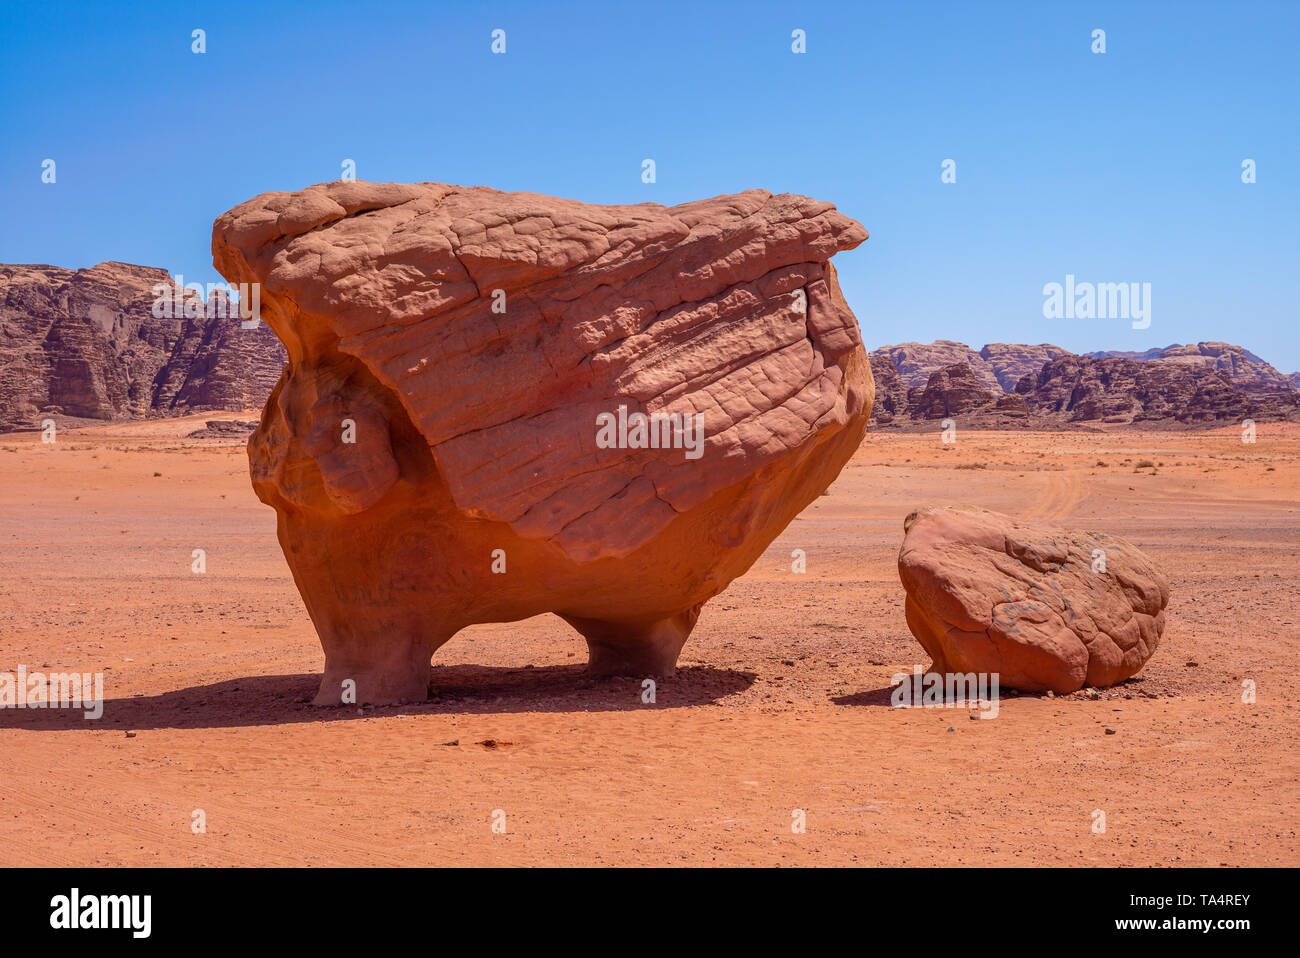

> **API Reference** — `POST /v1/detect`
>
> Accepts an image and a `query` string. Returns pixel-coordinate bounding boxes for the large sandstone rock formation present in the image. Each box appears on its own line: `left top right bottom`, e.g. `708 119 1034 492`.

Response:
898 506 1169 693
212 180 873 705
0 262 285 431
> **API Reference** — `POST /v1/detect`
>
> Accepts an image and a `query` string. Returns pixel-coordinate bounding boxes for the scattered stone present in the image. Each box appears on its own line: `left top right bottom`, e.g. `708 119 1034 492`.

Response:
186 420 260 439
898 505 1169 693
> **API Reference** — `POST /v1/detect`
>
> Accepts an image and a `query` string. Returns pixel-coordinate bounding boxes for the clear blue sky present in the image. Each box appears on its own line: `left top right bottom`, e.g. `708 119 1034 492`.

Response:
2 0 1297 370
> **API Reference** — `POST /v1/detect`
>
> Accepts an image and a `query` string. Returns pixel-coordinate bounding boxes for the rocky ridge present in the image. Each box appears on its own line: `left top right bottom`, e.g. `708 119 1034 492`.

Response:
0 261 285 431
869 340 1300 429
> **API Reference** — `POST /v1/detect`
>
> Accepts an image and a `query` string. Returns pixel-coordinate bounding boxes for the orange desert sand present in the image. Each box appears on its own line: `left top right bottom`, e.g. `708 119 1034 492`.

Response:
1 414 1296 866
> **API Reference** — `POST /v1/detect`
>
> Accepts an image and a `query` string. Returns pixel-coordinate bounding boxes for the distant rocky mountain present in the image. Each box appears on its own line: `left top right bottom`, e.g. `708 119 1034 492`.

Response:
0 262 285 432
1083 344 1177 362
978 342 1073 391
869 340 1300 429
871 340 1002 392
1015 354 1298 425
1082 341 1295 397
872 340 1074 395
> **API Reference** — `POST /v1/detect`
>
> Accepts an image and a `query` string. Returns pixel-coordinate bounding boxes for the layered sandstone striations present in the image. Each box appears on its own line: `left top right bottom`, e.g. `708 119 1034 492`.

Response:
213 180 874 704
898 505 1170 692
0 262 285 431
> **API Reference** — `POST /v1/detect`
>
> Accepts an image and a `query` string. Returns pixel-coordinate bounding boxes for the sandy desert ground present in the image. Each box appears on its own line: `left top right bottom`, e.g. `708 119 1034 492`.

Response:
1 414 1297 866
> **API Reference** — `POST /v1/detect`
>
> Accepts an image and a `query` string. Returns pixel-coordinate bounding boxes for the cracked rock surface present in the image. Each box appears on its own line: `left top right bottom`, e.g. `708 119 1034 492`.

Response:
212 180 873 704
897 505 1169 692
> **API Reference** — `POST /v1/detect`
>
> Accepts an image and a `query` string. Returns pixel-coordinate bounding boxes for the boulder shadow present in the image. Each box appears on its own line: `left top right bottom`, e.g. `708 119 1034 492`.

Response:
831 685 1002 708
831 685 901 708
832 675 1163 709
0 663 756 732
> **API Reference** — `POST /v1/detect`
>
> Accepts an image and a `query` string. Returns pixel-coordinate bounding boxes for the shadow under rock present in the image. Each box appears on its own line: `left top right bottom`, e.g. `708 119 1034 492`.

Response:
0 663 757 731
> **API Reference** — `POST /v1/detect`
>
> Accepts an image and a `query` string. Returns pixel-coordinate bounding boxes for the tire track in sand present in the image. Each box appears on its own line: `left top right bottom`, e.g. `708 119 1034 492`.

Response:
1024 469 1087 520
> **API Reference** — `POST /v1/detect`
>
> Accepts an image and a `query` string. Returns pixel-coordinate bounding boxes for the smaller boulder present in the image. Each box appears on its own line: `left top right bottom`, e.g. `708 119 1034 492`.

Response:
897 505 1169 692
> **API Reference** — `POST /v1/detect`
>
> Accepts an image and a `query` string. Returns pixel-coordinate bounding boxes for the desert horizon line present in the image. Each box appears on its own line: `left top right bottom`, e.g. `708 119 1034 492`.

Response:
3 258 1295 376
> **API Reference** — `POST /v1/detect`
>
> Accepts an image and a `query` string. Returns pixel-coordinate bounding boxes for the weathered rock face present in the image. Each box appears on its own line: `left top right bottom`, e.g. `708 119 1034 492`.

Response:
1085 341 1295 396
867 340 1300 429
213 180 873 705
1017 355 1299 424
0 262 285 431
913 363 999 419
153 293 287 414
979 342 1072 392
898 506 1169 693
867 352 911 425
873 340 1001 392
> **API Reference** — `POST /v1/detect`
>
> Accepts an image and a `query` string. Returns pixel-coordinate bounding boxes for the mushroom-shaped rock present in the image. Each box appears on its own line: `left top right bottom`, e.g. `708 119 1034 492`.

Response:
897 505 1169 692
213 180 873 704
